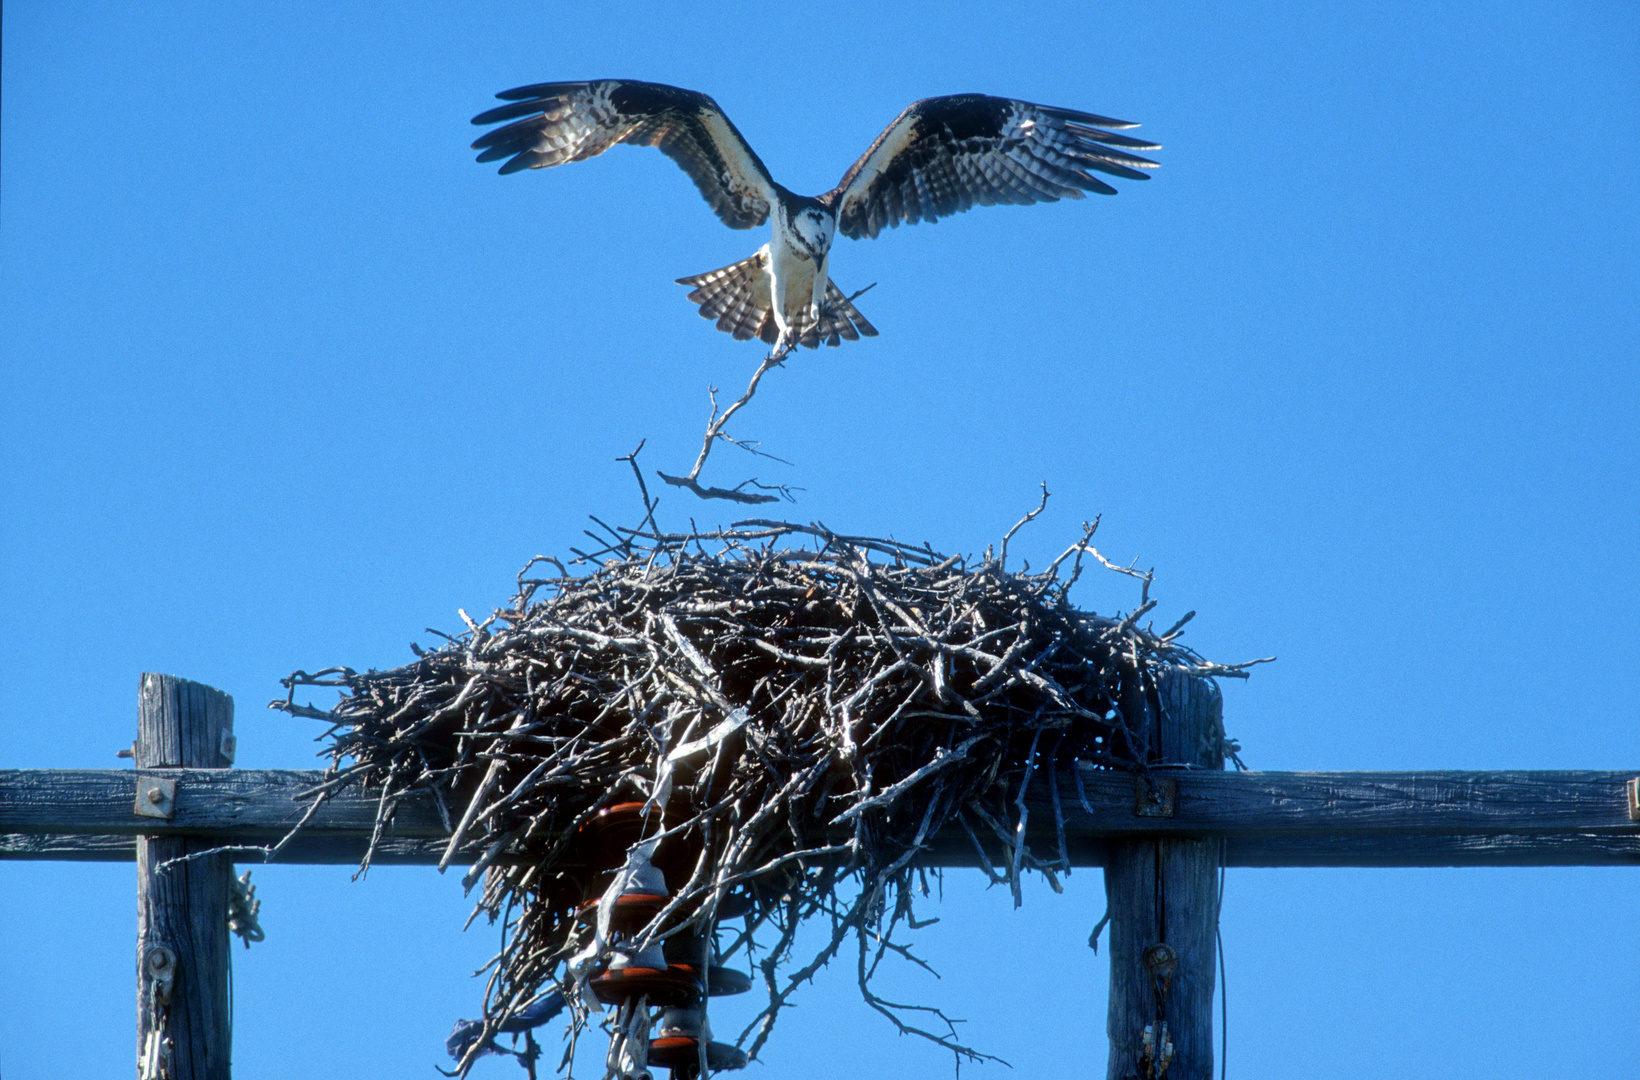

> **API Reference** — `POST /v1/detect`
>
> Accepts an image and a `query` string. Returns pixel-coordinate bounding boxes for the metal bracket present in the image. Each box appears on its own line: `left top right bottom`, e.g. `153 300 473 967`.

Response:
1133 775 1177 818
135 776 177 820
1627 777 1639 822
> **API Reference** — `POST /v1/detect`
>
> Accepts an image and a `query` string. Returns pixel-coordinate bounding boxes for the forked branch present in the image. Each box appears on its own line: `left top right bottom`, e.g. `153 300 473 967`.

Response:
656 284 875 504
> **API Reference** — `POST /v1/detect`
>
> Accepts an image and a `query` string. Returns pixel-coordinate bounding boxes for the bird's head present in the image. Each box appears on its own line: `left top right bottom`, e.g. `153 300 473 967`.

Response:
791 203 835 262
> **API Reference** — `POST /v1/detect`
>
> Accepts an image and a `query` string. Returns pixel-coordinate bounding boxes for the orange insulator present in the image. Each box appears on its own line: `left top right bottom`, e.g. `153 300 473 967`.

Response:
648 1005 749 1071
589 963 701 1008
704 965 750 996
666 963 751 997
576 802 753 1063
591 931 703 1007
577 892 671 932
577 807 700 1008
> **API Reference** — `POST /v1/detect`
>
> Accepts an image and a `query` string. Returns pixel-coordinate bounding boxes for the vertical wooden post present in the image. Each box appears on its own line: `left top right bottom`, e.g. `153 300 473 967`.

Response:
136 673 235 1080
1105 668 1223 1080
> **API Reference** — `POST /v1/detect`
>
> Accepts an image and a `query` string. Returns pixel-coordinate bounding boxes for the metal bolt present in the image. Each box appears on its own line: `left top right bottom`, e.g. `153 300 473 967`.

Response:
1143 942 1178 1004
133 776 177 820
1143 942 1178 979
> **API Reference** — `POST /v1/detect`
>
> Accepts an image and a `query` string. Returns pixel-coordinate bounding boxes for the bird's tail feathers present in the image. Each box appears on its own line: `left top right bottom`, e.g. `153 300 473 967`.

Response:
677 250 877 348
678 248 777 344
819 279 878 344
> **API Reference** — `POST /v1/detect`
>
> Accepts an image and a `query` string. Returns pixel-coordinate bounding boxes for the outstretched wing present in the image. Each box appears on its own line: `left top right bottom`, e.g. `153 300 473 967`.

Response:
471 80 778 230
823 95 1160 240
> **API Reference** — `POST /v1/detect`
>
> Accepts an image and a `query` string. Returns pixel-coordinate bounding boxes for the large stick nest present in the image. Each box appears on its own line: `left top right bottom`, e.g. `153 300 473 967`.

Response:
274 519 1253 1074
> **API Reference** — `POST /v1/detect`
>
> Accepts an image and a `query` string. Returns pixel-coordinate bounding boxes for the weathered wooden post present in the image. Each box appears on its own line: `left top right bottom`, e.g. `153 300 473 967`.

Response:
135 674 235 1079
1105 668 1223 1080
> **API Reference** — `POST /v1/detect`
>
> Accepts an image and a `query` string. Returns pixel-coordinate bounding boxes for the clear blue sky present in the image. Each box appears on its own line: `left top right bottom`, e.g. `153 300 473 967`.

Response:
3 2 1636 1077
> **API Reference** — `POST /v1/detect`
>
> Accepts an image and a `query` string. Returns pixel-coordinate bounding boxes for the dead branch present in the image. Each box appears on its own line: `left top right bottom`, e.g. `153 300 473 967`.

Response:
655 337 798 504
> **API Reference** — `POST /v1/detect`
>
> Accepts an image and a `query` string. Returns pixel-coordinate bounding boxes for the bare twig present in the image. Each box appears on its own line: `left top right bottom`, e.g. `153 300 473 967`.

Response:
999 482 1050 571
660 338 797 504
652 472 789 505
615 441 660 544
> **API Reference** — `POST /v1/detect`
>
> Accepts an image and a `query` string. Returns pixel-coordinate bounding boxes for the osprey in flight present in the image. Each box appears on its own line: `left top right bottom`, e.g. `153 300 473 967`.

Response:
471 80 1159 350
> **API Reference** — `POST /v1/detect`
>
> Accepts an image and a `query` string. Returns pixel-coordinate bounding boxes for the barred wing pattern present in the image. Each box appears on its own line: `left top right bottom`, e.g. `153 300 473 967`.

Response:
471 80 778 230
678 249 878 349
824 95 1160 240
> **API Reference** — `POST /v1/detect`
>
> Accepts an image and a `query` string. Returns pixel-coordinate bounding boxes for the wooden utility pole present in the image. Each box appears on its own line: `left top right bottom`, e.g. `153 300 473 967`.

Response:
1104 670 1223 1080
135 674 235 1080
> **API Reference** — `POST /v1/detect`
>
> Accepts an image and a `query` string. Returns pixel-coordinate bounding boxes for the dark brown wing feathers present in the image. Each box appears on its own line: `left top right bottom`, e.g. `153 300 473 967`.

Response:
471 80 776 230
825 94 1160 240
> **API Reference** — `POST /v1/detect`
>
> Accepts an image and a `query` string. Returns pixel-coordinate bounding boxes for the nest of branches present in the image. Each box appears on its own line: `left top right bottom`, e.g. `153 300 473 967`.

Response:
274 516 1253 1075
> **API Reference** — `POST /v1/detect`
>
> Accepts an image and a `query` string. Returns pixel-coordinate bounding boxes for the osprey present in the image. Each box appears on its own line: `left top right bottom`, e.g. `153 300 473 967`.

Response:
471 80 1159 350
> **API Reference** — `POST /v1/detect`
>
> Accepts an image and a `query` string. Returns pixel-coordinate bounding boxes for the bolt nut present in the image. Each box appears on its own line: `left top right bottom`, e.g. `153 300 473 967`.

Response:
1143 943 1178 978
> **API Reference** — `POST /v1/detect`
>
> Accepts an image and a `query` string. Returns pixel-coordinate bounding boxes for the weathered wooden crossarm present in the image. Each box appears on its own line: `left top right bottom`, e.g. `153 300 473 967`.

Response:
4 767 1636 867
1088 768 1640 834
0 768 451 865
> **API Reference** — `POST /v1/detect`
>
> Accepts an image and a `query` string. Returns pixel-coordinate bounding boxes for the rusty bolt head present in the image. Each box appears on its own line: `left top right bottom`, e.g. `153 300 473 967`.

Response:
1143 943 1178 980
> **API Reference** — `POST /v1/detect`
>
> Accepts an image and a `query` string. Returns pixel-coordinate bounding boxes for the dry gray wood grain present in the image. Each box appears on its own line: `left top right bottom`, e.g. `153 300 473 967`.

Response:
0 768 449 839
4 767 1636 865
13 826 1633 867
136 674 233 1080
1104 665 1222 1080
